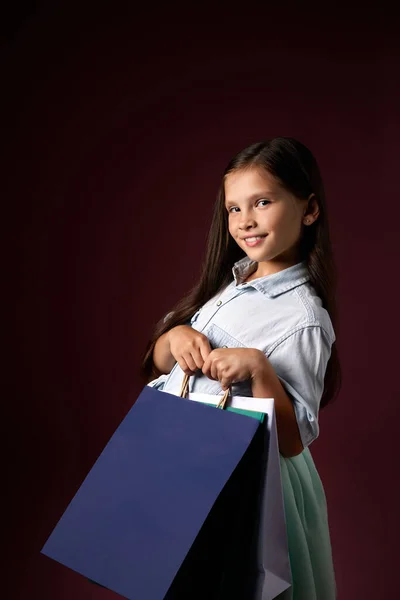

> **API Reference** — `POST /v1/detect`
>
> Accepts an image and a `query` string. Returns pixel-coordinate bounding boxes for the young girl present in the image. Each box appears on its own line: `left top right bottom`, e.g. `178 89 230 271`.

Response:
141 137 340 600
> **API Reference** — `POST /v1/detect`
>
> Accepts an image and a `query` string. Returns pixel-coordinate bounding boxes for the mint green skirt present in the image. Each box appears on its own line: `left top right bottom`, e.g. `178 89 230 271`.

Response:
276 448 337 600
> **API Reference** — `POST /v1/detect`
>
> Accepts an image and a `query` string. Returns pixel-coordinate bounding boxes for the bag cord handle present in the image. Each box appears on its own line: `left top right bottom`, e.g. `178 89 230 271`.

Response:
179 373 231 409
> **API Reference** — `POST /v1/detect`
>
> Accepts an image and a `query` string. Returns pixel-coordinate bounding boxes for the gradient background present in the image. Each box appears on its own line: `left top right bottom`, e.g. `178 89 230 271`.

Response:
4 3 400 599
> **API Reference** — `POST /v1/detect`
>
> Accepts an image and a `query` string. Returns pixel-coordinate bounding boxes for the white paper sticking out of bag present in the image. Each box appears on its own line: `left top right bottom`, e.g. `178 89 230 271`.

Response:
184 392 274 415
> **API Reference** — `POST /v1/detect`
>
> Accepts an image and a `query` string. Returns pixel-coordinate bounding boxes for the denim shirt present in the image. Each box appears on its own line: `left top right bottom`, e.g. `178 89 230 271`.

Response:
148 256 335 448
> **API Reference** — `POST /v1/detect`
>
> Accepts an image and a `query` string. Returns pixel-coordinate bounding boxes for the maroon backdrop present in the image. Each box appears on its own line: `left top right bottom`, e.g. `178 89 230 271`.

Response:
4 4 400 599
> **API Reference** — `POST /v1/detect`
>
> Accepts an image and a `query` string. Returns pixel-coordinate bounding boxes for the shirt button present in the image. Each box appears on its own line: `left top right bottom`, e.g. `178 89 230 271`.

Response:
216 300 222 306
222 345 228 348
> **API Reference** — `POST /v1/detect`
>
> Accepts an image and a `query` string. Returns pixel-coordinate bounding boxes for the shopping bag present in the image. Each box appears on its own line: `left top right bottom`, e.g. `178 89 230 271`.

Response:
180 382 292 600
159 375 268 599
41 379 272 599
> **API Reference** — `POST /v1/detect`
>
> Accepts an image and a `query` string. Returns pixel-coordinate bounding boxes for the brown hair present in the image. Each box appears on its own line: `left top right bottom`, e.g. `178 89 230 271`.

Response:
140 137 341 408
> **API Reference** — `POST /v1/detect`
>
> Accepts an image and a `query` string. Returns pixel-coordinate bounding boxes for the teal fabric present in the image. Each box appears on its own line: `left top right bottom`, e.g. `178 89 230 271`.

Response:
220 405 336 599
203 402 265 423
203 405 336 598
276 447 336 600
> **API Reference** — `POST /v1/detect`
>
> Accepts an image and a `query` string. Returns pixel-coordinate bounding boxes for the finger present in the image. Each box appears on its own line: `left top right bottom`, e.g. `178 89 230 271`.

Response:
176 357 196 376
210 360 219 381
202 351 216 380
202 363 210 378
199 338 212 362
219 364 233 389
220 379 229 391
201 355 211 378
191 348 205 370
182 352 198 373
221 371 233 390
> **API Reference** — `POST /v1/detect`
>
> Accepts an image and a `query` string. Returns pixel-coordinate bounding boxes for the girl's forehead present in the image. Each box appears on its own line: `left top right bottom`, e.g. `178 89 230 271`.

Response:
224 167 282 198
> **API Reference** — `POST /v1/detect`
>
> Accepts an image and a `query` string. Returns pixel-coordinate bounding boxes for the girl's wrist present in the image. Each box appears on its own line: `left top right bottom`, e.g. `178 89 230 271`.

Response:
250 350 270 382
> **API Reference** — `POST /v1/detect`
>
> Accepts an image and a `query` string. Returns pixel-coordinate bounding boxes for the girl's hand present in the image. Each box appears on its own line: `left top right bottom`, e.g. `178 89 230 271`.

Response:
201 348 267 390
168 325 213 375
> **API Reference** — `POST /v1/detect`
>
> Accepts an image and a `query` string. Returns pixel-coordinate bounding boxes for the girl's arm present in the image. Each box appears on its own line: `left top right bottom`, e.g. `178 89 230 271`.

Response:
251 358 304 458
152 330 176 377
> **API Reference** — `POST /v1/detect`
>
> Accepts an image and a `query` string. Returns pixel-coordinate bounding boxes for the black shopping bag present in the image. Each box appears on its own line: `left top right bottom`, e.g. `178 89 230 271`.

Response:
164 419 266 599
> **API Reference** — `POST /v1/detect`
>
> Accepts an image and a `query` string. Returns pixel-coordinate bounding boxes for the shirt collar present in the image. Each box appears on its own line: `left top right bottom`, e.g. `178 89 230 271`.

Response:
232 255 310 298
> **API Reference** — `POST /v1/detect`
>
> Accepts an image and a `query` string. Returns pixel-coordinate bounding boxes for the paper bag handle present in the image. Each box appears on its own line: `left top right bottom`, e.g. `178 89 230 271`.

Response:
179 373 230 409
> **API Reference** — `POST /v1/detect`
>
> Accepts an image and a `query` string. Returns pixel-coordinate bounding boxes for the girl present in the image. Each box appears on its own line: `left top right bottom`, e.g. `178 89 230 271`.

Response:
141 137 340 600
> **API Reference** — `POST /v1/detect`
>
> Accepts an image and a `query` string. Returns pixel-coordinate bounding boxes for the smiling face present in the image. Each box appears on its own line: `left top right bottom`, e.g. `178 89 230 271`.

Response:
224 167 312 277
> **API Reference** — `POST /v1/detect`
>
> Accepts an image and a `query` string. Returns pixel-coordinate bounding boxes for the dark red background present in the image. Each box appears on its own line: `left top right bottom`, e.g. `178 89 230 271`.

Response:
4 3 400 599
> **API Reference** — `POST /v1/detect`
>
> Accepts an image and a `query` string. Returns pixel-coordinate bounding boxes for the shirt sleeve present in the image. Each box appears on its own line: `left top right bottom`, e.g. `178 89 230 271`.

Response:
266 325 333 448
147 374 168 390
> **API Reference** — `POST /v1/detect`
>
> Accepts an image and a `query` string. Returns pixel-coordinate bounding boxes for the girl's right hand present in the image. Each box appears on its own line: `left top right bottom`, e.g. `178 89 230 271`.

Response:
167 325 212 375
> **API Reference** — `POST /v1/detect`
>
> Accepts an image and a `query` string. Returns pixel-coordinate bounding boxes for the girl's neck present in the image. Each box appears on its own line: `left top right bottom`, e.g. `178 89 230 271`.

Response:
246 257 301 281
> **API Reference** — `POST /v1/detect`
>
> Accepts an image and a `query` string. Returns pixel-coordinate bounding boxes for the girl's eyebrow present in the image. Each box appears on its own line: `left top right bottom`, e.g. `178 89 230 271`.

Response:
225 191 278 205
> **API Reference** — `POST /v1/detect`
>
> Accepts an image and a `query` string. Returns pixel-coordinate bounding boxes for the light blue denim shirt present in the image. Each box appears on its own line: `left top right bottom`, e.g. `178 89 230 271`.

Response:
148 256 335 448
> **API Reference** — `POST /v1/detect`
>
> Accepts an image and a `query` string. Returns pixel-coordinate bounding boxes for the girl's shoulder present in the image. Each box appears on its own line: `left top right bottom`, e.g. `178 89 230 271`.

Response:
292 282 335 342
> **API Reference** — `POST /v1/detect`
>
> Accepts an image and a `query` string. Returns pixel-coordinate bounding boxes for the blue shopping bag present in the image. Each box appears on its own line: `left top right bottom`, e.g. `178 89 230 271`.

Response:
41 383 263 600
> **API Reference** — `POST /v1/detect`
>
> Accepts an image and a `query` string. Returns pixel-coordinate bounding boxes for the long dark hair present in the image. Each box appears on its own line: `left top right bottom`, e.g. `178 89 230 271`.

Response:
140 137 341 408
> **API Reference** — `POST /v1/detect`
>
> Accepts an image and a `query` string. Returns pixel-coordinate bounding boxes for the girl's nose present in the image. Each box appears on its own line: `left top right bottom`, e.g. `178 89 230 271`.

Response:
239 214 257 229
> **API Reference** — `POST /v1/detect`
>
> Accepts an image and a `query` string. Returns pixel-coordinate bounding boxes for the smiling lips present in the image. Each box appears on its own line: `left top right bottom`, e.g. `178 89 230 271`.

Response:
242 234 267 247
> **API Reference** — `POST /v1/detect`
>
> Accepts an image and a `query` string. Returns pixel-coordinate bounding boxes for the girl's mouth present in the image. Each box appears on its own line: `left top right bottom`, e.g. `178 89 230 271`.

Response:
243 235 267 247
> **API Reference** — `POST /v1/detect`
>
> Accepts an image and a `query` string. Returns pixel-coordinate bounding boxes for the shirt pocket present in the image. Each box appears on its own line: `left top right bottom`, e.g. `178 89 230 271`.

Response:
204 323 247 349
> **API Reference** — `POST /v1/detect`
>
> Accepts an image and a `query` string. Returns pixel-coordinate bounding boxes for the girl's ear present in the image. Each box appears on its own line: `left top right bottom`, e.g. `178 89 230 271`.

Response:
303 193 320 226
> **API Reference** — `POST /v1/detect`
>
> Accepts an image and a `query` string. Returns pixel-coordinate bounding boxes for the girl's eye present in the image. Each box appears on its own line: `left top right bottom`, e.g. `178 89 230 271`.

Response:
227 200 270 213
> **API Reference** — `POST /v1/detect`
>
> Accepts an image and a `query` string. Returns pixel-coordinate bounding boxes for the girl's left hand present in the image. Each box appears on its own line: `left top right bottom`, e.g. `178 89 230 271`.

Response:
201 347 267 390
